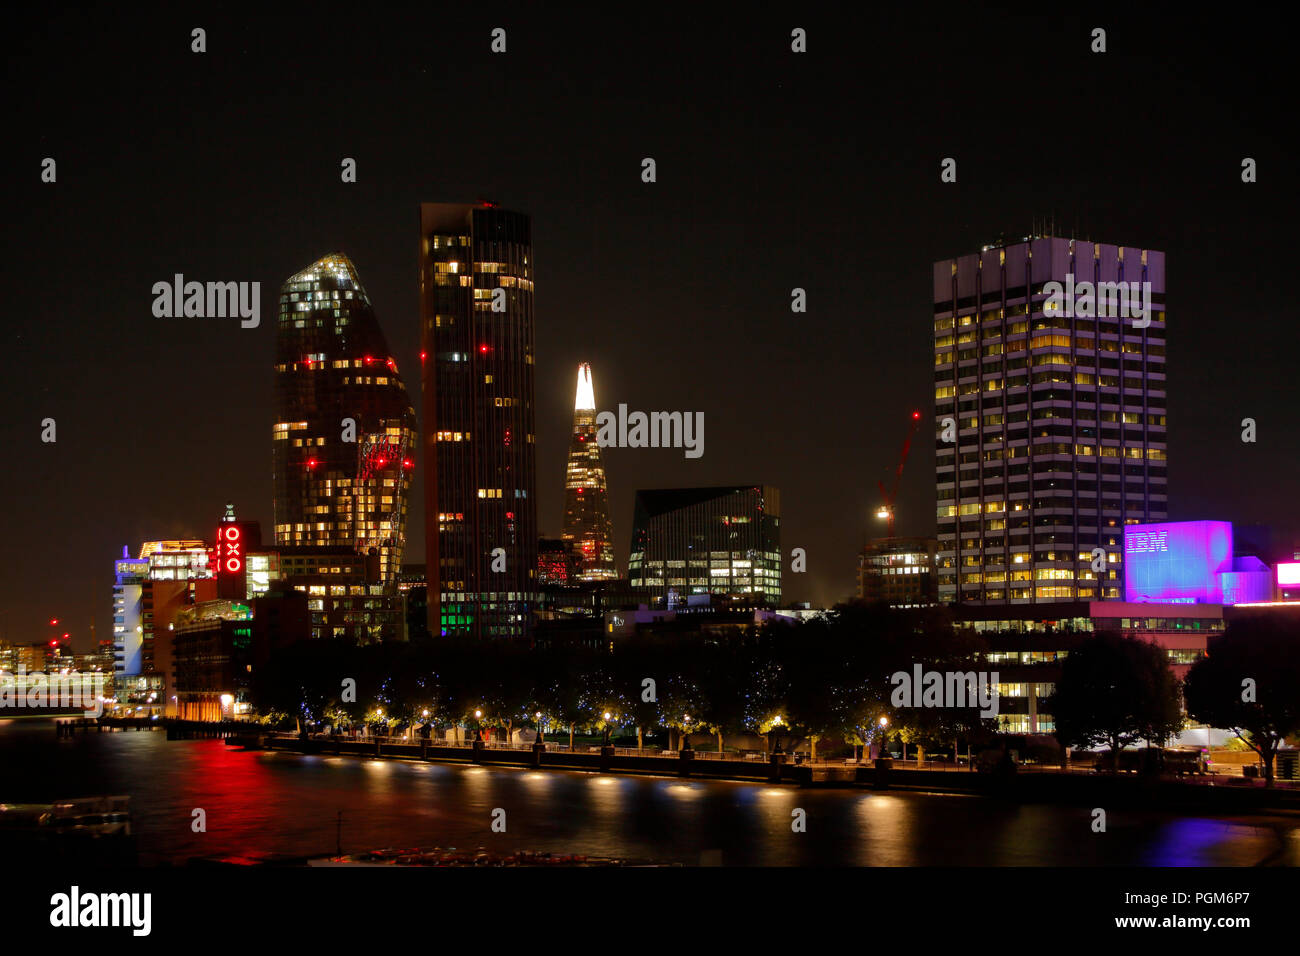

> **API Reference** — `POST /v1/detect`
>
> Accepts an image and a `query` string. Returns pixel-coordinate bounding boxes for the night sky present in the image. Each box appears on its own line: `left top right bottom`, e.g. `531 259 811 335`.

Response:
4 6 1296 651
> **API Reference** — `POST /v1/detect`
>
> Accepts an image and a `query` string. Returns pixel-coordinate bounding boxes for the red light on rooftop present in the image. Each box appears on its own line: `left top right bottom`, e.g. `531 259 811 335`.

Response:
308 458 318 469
479 344 489 353
911 410 921 420
402 458 414 469
50 619 58 626
506 511 514 520
62 633 69 640
420 351 427 362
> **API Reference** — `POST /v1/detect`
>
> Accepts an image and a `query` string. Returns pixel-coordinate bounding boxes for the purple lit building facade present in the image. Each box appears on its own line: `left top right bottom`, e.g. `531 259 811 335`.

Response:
934 237 1167 606
1123 520 1273 605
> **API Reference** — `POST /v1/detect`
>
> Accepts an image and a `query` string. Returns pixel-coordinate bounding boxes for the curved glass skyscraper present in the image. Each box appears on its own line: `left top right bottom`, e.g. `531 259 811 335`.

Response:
272 253 418 587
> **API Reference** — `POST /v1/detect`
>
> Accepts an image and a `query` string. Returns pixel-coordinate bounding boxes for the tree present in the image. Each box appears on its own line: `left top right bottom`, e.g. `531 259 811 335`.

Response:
1184 613 1300 787
658 676 707 752
615 636 665 752
741 634 790 753
1046 632 1184 768
534 645 588 750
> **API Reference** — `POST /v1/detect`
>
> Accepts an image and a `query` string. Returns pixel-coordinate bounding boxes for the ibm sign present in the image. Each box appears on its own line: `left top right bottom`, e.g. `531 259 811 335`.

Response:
1126 529 1168 554
1123 520 1233 604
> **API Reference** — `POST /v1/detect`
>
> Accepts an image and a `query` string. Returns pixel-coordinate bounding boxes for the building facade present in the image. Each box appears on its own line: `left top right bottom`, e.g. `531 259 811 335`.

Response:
537 537 580 587
628 486 782 608
958 601 1222 735
272 545 396 641
112 550 148 676
172 600 254 722
419 203 538 638
934 237 1167 606
272 253 418 586
562 363 616 581
858 536 938 608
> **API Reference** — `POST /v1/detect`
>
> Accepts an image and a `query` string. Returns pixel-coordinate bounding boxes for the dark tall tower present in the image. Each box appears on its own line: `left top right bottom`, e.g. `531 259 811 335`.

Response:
419 204 537 638
272 253 418 586
933 237 1167 606
562 363 616 581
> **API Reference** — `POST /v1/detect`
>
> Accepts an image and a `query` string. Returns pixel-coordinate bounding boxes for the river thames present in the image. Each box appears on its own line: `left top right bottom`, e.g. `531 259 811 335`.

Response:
3 719 1296 866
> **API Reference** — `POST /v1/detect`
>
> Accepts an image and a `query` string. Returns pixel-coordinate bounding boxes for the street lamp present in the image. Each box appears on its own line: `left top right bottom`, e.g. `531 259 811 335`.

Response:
535 711 544 743
602 711 613 746
878 716 890 760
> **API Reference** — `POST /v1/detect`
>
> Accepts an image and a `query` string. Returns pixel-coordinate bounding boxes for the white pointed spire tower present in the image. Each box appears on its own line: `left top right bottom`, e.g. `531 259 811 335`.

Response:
561 362 616 581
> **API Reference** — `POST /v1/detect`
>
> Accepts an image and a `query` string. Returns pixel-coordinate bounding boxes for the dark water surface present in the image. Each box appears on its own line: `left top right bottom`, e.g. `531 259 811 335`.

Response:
3 719 1296 866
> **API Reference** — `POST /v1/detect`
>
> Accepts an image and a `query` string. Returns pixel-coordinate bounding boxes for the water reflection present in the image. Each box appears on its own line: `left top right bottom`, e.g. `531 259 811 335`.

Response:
1 721 1292 866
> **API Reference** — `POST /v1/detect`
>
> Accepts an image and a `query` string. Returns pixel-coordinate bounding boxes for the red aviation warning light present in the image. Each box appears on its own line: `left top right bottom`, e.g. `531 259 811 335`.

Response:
307 458 318 469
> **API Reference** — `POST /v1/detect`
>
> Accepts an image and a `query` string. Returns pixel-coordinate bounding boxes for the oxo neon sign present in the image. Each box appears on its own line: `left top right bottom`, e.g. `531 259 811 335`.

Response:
215 524 243 574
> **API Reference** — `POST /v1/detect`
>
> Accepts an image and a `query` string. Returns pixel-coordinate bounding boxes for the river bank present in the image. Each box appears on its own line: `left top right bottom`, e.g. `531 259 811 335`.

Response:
248 729 1300 816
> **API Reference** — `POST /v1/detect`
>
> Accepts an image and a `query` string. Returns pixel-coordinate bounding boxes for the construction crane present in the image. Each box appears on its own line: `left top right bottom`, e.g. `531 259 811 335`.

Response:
876 410 922 538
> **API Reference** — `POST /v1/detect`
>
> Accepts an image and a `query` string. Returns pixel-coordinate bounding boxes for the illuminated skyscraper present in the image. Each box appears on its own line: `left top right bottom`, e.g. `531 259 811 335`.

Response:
272 254 418 587
419 204 537 638
628 486 782 608
562 363 617 581
933 237 1167 605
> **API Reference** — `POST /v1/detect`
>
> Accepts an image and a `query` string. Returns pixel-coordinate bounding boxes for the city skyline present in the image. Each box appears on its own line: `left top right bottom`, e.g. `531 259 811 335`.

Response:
3 5 1300 915
5 9 1297 651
